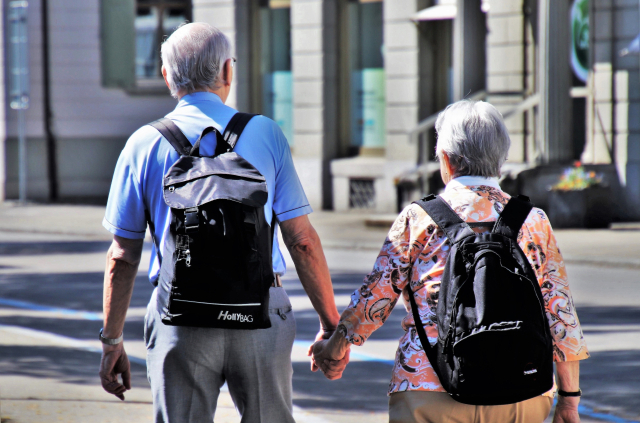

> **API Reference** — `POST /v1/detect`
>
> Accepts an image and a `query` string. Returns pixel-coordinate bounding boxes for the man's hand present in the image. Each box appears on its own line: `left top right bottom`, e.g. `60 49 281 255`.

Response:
307 327 335 372
311 339 350 380
99 343 131 400
310 329 351 380
100 235 142 400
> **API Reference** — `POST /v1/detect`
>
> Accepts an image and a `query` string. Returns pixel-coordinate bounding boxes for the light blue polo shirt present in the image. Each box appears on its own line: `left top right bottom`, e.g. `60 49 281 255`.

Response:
103 92 312 285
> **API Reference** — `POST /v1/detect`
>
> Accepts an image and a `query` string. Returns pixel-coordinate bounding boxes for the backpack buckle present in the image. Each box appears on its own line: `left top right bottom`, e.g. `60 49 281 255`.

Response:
184 207 199 233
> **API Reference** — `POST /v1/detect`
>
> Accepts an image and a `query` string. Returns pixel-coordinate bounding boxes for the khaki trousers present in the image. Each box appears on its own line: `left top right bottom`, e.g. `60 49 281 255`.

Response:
389 391 553 423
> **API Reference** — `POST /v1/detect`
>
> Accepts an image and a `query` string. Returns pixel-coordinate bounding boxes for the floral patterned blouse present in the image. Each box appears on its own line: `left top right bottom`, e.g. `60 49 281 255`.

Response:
338 176 590 397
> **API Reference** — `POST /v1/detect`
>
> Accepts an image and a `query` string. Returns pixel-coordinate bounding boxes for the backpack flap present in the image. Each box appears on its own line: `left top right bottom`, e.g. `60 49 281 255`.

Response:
163 153 268 210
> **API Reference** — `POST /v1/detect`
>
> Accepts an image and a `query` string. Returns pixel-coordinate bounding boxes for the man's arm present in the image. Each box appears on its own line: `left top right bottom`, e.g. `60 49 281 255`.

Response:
280 215 340 331
553 361 581 423
99 235 144 400
280 214 341 362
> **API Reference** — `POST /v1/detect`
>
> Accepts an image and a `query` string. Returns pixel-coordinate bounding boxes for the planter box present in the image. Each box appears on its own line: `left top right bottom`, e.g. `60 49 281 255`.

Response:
546 187 612 229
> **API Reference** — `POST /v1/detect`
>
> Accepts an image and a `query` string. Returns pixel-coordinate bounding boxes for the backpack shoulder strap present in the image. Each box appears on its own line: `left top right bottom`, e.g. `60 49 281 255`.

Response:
407 286 438 360
148 118 192 156
214 112 258 155
492 195 534 239
413 194 475 244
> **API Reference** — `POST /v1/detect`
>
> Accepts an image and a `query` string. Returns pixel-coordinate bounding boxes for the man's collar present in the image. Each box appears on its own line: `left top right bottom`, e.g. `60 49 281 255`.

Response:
176 91 223 108
445 176 502 193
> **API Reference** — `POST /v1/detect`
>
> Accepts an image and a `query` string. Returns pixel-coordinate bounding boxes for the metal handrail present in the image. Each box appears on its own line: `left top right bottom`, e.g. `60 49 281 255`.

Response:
502 93 540 119
409 90 487 144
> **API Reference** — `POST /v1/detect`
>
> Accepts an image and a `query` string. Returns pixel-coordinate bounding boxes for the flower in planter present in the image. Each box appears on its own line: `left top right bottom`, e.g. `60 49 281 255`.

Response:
552 161 603 191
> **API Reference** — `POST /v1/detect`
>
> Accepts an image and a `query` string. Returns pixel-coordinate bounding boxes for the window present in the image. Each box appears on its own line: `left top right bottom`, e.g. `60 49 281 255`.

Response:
100 0 191 90
259 1 293 145
338 0 385 155
136 0 191 79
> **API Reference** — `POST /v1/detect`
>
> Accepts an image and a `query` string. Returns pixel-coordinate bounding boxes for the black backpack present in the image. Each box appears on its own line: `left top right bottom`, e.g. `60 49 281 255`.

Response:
147 113 275 329
408 194 554 405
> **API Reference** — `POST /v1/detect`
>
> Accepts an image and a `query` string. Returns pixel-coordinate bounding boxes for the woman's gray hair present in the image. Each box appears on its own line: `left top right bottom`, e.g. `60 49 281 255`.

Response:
435 100 511 178
161 22 232 98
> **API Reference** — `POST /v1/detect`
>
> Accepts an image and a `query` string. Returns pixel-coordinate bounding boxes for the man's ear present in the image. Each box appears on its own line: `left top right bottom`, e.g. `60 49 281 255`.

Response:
224 58 233 87
162 66 171 90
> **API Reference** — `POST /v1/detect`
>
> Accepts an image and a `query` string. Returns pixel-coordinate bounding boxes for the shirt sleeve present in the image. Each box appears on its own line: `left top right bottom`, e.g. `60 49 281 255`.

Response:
520 209 590 362
338 205 427 345
271 124 312 222
102 135 148 240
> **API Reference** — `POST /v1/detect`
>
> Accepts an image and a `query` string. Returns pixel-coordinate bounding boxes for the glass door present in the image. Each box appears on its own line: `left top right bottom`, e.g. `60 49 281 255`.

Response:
344 0 385 154
259 1 293 145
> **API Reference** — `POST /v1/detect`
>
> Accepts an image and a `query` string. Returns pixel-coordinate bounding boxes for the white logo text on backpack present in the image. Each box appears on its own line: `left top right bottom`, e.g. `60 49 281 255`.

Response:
218 310 254 323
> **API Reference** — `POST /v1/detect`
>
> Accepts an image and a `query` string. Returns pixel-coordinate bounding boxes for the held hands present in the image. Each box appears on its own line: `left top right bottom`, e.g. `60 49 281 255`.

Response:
99 342 131 400
311 339 350 380
307 327 351 380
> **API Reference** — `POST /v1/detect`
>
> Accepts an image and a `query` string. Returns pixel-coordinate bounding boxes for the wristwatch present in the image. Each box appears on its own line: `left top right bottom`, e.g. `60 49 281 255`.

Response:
99 328 123 345
558 389 582 397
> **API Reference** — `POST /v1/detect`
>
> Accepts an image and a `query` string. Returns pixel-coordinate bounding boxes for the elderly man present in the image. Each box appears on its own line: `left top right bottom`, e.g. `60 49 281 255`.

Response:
313 100 588 423
99 23 342 422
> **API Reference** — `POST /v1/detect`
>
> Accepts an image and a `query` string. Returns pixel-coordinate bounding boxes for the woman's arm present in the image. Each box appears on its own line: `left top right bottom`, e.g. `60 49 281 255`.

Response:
311 205 433 379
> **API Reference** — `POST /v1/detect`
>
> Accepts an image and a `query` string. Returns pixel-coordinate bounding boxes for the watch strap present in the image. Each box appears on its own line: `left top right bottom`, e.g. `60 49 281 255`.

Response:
99 328 123 345
558 389 582 397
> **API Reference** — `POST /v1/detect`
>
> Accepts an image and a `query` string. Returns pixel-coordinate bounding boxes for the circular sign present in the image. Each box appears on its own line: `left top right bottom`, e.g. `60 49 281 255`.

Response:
571 0 589 83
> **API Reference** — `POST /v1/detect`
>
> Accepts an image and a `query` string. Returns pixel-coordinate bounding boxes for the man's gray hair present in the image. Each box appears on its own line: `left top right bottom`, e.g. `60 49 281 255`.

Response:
435 100 511 178
161 22 232 98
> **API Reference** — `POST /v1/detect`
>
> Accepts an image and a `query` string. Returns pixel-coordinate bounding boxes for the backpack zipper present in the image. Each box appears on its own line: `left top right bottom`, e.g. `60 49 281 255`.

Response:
480 250 547 329
446 250 548 351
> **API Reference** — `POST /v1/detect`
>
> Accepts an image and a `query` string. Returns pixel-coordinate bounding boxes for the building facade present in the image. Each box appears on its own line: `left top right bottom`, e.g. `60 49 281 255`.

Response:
1 0 639 217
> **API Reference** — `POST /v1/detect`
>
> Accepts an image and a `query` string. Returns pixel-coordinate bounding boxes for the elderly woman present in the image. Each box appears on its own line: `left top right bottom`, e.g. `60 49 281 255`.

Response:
311 100 589 423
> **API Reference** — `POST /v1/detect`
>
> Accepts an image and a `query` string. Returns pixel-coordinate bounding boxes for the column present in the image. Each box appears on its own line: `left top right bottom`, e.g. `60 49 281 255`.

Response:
485 0 528 165
453 0 486 101
538 0 573 163
291 0 338 210
381 0 423 212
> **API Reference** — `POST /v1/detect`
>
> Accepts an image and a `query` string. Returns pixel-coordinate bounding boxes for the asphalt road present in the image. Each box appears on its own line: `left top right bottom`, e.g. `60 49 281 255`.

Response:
0 229 639 423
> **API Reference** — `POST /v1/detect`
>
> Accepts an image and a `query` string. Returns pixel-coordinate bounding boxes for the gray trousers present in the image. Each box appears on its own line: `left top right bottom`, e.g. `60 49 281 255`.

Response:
144 287 297 423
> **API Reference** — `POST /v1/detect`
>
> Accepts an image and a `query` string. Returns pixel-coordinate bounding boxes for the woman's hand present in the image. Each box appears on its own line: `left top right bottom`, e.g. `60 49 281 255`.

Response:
307 326 335 371
311 332 351 380
552 397 580 423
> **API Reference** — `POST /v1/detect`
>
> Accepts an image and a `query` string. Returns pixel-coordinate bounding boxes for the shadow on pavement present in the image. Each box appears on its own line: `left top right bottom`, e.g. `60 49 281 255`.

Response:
0 241 113 256
0 346 149 388
576 305 640 325
292 361 392 412
0 273 154 312
580 350 640 420
0 316 145 343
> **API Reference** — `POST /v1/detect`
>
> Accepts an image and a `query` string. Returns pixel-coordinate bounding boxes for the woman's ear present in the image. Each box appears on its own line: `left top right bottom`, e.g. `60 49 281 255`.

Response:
442 152 453 175
440 152 455 184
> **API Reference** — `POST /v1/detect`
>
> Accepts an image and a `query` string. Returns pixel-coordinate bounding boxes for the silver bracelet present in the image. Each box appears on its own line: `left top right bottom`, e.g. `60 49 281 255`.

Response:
99 328 123 345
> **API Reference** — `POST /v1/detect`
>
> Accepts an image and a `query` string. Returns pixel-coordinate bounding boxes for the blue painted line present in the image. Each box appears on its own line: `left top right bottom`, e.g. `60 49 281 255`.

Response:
293 340 395 366
0 297 102 321
578 403 639 423
551 396 639 423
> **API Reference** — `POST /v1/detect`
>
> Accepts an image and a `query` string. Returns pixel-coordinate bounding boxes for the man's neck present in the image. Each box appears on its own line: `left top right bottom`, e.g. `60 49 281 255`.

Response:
178 88 225 103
